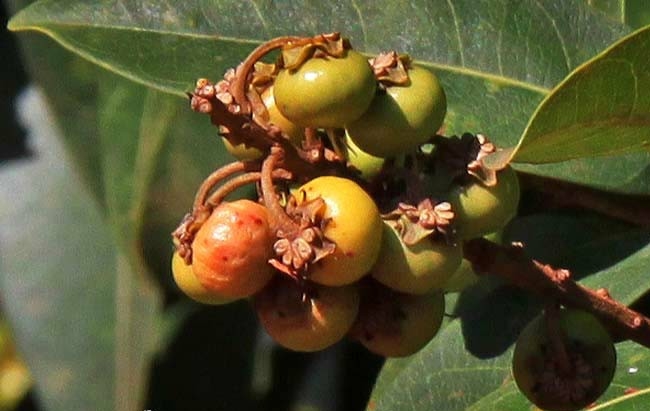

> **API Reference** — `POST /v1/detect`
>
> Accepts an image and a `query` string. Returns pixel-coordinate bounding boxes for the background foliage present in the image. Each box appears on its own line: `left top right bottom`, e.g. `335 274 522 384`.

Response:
2 1 650 410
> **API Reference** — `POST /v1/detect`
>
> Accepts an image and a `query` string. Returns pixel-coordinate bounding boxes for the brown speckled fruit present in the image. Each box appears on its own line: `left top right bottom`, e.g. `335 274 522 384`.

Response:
254 276 359 352
512 309 617 411
350 281 445 357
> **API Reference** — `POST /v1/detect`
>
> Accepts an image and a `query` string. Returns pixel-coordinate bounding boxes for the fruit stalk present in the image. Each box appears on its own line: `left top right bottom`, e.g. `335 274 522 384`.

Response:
463 237 650 348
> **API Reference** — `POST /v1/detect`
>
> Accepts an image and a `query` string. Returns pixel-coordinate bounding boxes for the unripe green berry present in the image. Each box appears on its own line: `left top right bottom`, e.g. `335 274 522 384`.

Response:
371 221 462 294
344 132 386 180
346 66 446 157
273 50 376 128
448 166 520 240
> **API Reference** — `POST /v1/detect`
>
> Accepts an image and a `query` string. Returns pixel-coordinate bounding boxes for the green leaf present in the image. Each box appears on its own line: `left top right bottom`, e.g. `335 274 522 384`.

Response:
511 26 650 164
0 88 116 411
513 151 650 194
97 80 174 411
587 0 650 29
9 0 629 150
368 320 513 411
450 341 650 411
370 212 650 410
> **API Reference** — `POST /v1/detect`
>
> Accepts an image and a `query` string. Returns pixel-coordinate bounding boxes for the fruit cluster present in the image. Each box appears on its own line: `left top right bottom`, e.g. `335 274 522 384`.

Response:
172 32 521 357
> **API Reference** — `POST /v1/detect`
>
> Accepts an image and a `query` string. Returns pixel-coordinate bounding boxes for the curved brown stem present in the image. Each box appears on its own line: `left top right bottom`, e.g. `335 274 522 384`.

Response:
231 36 304 113
463 238 650 349
261 146 300 235
193 161 247 210
205 168 293 207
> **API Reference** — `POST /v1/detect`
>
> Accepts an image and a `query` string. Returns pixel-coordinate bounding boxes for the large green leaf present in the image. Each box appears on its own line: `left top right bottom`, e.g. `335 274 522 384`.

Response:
8 0 629 151
0 88 116 411
511 26 650 164
97 80 173 411
370 212 650 410
587 0 650 29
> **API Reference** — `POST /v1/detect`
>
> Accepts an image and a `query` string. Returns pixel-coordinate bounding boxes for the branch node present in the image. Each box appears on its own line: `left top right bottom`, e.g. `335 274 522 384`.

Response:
596 288 612 300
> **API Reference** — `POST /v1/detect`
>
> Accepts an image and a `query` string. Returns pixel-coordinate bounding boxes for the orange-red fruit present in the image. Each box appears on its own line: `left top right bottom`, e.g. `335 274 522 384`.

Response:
192 200 275 299
350 281 445 357
254 276 360 352
297 176 383 286
171 251 235 305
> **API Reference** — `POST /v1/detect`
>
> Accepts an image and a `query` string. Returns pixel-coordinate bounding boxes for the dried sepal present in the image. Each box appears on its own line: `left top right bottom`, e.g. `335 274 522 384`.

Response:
270 195 336 279
280 32 347 71
369 51 412 85
383 198 455 245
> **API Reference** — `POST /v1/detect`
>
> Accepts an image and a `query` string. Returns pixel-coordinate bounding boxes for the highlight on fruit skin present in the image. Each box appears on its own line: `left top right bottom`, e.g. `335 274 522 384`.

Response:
253 276 360 352
191 199 275 299
171 251 235 305
371 220 462 295
346 66 447 158
296 176 384 286
511 308 617 411
273 49 377 128
350 280 445 357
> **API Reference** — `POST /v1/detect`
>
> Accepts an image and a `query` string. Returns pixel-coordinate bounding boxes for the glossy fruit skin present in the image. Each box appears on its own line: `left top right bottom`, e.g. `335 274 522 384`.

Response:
351 281 445 357
346 66 447 157
223 86 303 160
261 86 304 142
253 276 359 352
344 132 386 181
297 176 383 286
448 166 520 240
222 137 264 161
171 251 235 305
273 50 376 128
371 221 462 294
512 309 617 411
192 200 275 299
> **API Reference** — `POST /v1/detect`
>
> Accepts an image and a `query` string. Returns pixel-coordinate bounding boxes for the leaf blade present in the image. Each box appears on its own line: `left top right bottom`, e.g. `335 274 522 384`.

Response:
511 26 650 164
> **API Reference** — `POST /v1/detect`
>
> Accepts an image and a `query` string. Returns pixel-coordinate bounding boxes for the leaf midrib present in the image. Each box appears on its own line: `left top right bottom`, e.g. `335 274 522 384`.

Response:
10 18 551 97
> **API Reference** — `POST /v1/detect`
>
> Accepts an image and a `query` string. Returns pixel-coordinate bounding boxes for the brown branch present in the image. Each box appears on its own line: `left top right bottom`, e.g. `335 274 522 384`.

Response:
463 237 650 349
519 172 650 227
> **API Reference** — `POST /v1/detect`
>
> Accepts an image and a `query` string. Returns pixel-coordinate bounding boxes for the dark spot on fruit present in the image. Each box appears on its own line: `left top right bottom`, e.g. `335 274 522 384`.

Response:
221 256 229 262
345 251 355 257
278 310 287 319
252 217 263 225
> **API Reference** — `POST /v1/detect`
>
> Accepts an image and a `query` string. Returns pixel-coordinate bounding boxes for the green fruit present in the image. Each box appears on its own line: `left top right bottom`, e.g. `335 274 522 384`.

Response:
346 66 446 157
512 309 616 411
371 221 462 294
273 50 376 128
221 137 264 161
448 166 520 240
344 132 386 180
443 231 502 292
223 86 303 160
